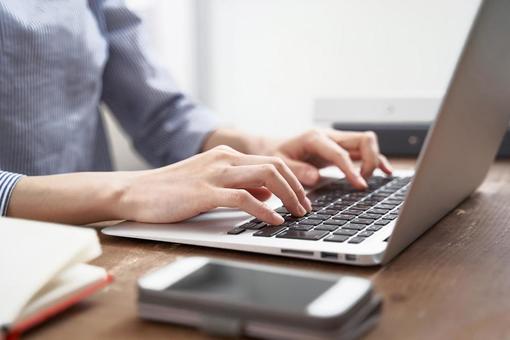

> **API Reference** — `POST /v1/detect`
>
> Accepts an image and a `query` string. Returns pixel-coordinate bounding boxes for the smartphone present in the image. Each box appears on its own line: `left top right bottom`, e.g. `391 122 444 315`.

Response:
138 257 381 340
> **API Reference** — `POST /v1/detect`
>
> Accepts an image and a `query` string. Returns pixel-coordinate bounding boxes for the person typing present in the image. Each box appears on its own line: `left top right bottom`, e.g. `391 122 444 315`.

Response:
0 1 391 225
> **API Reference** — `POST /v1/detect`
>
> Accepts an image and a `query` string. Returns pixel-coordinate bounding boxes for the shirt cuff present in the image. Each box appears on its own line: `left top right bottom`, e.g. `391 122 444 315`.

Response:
0 171 24 216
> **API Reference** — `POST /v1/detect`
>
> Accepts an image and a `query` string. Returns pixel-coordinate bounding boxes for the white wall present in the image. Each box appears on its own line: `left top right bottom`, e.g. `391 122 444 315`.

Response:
106 0 197 170
106 0 481 169
203 0 480 137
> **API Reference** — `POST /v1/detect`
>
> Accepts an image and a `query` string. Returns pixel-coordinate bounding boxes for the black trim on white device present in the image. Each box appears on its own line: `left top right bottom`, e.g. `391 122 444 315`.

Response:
333 123 510 158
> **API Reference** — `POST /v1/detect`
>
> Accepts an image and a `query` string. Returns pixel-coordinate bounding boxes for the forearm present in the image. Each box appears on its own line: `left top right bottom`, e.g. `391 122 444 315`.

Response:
6 150 310 226
202 128 279 155
6 172 130 225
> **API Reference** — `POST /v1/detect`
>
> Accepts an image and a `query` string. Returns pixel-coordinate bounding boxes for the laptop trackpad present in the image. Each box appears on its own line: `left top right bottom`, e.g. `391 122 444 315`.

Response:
103 197 282 237
191 208 250 222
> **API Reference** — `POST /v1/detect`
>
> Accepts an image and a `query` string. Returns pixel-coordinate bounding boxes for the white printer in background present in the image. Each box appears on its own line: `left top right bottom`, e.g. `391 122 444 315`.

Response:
314 95 440 126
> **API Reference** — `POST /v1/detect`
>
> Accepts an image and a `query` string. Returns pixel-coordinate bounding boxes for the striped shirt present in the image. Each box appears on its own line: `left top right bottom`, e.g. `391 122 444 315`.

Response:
0 0 218 216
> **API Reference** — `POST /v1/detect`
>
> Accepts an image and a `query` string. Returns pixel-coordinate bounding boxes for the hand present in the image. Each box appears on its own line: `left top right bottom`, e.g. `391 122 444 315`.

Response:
118 145 312 224
270 129 393 189
7 129 390 226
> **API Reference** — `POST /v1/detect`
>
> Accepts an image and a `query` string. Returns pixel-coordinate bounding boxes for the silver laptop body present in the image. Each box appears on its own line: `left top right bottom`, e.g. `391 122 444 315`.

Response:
103 0 510 266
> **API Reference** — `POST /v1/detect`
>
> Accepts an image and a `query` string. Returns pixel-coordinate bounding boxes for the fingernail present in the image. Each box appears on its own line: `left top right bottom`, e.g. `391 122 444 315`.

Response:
305 197 312 211
299 205 307 216
272 211 284 224
357 174 368 188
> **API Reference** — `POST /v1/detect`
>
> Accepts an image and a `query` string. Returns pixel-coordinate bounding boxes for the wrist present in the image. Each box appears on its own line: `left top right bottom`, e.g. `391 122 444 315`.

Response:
107 171 146 222
7 172 138 224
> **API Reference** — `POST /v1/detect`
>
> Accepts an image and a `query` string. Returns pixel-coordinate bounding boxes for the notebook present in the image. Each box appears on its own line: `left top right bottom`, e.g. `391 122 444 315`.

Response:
0 217 112 338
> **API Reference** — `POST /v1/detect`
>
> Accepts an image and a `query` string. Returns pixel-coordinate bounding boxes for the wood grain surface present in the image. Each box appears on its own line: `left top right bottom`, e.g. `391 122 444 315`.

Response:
24 160 510 340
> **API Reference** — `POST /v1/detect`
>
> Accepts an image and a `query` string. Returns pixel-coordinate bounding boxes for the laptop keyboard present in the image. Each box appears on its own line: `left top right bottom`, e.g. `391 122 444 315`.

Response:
228 176 412 244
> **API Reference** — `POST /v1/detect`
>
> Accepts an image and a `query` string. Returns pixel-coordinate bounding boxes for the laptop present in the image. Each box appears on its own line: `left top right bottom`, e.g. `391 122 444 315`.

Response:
103 0 510 266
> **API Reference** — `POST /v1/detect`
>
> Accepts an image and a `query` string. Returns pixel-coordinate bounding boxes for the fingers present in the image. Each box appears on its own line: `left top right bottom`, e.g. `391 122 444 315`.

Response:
358 131 381 178
327 130 393 177
223 165 308 217
246 187 273 201
378 155 393 175
230 154 311 212
306 132 368 189
339 151 393 176
283 157 320 186
207 146 310 218
217 189 284 225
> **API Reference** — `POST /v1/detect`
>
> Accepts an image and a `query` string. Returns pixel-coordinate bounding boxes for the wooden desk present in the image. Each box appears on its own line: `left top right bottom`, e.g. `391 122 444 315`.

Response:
26 161 510 340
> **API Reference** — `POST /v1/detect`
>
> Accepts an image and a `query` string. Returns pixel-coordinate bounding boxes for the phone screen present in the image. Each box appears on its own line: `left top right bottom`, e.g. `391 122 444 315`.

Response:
166 262 337 313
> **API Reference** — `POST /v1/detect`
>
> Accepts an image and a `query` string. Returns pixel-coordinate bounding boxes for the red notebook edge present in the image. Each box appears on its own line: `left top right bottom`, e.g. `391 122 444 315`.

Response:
4 273 114 340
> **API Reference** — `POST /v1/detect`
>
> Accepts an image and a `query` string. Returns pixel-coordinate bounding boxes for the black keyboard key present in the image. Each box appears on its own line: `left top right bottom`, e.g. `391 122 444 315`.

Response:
342 223 366 231
227 226 246 235
276 230 329 240
299 218 322 226
348 237 365 244
333 229 357 236
358 231 374 237
376 204 396 209
312 214 331 220
253 226 287 237
367 225 383 231
314 224 339 231
289 224 314 231
355 203 374 209
378 189 397 195
363 199 380 205
285 216 301 223
331 203 351 209
324 235 349 243
275 206 288 214
352 218 374 225
350 193 369 199
360 213 383 219
371 194 389 200
238 221 257 229
387 214 399 220
374 219 392 226
322 219 347 226
369 208 390 214
331 219 350 225
334 214 356 220
368 176 385 183
245 222 267 230
321 209 338 215
345 208 365 215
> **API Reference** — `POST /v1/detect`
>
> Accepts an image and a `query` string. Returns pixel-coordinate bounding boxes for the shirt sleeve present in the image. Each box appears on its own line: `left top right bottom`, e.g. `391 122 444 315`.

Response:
0 171 24 216
99 0 218 167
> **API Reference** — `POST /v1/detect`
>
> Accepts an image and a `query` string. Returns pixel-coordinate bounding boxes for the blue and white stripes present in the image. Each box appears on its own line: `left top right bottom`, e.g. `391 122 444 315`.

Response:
0 171 23 216
0 0 218 213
